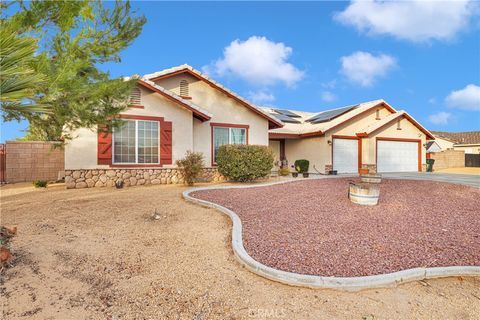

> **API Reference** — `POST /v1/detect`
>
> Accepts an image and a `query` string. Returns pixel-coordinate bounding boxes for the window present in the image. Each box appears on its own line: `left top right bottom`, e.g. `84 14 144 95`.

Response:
213 126 247 162
179 80 189 97
129 87 141 105
113 120 159 164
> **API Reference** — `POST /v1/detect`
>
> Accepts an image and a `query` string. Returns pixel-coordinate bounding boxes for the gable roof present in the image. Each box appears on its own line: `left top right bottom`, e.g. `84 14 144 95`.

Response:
357 110 435 139
431 131 480 145
143 64 283 129
137 79 212 121
266 100 397 137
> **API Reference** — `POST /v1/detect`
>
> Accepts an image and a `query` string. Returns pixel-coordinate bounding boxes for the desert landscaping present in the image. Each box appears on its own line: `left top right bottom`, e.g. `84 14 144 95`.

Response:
1 181 480 319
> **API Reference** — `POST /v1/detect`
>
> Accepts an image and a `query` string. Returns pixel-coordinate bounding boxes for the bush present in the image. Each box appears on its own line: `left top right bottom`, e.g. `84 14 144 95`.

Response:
176 151 205 185
278 167 290 176
216 145 274 182
294 159 309 173
33 180 48 188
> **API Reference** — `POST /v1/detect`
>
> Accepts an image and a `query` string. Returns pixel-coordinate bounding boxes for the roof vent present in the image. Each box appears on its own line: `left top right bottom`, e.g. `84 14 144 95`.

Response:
179 79 189 97
129 87 141 105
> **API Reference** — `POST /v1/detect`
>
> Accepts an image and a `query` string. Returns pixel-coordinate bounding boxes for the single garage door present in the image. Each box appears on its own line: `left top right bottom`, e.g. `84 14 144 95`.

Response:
333 138 358 173
377 140 419 172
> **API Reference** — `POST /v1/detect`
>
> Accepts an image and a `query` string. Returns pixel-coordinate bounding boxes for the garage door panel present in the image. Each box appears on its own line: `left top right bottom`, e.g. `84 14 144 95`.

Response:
377 140 418 172
333 138 358 173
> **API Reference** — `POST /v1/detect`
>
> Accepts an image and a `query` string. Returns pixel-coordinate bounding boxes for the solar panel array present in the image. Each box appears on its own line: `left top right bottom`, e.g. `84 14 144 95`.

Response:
273 109 301 118
306 105 357 124
269 113 301 123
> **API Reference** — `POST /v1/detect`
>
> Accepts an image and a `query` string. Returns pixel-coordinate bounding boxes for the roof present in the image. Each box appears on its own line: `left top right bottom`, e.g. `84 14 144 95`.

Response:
137 79 212 121
358 110 435 139
266 99 397 137
143 64 283 129
431 131 480 145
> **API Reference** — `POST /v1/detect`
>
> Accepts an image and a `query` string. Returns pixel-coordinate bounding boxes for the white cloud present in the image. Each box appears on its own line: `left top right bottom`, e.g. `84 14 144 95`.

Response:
248 90 275 104
428 98 437 105
321 79 337 89
321 91 336 102
335 0 478 42
340 51 397 87
203 36 304 87
445 84 480 111
428 112 452 125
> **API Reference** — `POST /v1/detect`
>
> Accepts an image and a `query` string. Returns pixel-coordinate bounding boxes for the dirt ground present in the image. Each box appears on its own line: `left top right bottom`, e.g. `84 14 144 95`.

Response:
434 167 480 175
1 181 479 320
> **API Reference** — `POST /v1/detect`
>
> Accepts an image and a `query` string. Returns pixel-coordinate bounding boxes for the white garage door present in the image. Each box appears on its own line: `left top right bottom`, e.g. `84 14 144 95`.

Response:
333 138 358 173
377 140 418 172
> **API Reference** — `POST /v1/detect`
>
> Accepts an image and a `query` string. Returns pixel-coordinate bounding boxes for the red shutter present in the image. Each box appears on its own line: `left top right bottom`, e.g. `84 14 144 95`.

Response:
160 120 172 165
97 125 112 165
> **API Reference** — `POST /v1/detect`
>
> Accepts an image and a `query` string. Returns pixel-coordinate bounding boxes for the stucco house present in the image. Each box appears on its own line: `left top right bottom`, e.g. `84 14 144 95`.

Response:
64 64 434 188
265 100 434 174
431 131 480 155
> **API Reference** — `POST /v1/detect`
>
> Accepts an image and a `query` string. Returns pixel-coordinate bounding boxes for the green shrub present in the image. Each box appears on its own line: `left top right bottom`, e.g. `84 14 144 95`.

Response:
278 167 290 176
176 151 205 185
294 159 309 173
216 145 274 182
33 180 48 188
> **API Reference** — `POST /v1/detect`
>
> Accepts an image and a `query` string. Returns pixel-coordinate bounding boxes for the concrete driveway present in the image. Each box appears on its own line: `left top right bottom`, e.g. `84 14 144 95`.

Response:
382 172 480 188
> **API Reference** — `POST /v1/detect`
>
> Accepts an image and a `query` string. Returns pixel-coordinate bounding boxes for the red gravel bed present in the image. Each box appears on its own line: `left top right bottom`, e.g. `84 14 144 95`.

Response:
191 179 480 277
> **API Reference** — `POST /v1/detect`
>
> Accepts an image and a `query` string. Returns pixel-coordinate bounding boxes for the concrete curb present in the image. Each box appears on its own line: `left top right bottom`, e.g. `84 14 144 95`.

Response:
183 179 480 291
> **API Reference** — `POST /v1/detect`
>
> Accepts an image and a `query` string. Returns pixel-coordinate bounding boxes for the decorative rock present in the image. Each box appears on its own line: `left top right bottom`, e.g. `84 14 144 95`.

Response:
94 181 104 187
171 175 178 184
66 181 76 189
123 173 131 179
106 170 116 178
99 175 107 183
76 181 88 188
86 179 95 188
92 175 99 182
129 177 137 185
160 177 167 184
137 179 145 185
151 179 160 185
72 171 81 179
85 171 93 179
92 170 98 175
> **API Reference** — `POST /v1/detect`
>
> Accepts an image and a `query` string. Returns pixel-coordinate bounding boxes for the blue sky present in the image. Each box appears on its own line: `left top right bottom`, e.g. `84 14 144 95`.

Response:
2 0 479 142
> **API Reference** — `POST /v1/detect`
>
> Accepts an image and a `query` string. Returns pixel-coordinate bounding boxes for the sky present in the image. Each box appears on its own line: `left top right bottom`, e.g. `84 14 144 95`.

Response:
1 0 480 142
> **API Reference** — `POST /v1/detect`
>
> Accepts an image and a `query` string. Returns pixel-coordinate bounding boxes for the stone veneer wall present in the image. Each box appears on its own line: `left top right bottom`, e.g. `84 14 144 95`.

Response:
65 168 224 189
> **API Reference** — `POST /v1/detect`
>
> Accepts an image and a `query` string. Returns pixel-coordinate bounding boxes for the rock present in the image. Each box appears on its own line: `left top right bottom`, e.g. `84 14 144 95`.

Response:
99 175 107 183
129 177 137 185
66 181 76 189
116 173 122 178
65 170 72 175
160 177 166 184
151 179 160 185
143 172 150 180
171 176 178 184
86 179 95 187
106 170 116 178
85 171 92 179
65 176 74 184
72 171 81 179
92 175 99 182
137 179 145 185
131 170 137 176
123 173 131 179
166 177 172 184
76 181 88 188
106 180 115 187
94 181 104 187
92 170 98 175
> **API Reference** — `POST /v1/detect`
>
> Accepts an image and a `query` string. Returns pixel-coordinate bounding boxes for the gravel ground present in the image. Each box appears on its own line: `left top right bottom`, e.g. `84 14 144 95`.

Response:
1 181 480 319
192 178 480 277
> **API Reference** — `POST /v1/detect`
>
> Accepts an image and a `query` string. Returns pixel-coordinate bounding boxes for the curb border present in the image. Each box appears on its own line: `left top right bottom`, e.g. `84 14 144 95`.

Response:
183 179 480 291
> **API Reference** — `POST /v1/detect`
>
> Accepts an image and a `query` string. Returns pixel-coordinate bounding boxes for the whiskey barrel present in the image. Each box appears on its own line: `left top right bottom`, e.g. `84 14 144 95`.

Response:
349 183 380 206
360 173 382 184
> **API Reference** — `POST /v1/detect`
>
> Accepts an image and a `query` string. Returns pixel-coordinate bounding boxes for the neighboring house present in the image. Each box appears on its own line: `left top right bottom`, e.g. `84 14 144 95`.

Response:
265 100 435 174
426 141 442 154
64 64 436 188
64 65 282 188
431 131 480 154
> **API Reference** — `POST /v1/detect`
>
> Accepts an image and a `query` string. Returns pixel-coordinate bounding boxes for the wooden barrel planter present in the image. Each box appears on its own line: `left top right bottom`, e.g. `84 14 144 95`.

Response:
361 173 382 184
349 182 380 206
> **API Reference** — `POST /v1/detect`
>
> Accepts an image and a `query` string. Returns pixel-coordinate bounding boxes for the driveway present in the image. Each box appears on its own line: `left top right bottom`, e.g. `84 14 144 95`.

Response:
382 172 480 188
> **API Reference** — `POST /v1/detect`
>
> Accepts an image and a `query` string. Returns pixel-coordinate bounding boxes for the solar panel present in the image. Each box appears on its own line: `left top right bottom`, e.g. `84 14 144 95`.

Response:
273 109 301 118
269 113 301 124
306 105 357 124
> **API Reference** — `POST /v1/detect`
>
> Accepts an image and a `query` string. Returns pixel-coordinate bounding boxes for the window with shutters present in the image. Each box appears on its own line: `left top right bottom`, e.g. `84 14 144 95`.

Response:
129 87 142 105
113 120 159 164
179 80 189 97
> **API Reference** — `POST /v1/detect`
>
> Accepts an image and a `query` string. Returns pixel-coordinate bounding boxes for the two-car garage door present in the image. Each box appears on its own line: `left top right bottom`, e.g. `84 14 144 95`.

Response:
333 137 420 173
377 140 419 172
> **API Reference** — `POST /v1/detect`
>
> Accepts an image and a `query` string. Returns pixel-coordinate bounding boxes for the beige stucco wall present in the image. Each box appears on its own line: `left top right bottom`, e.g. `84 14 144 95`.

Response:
434 137 455 151
284 136 329 173
269 140 281 162
65 86 194 170
155 74 270 166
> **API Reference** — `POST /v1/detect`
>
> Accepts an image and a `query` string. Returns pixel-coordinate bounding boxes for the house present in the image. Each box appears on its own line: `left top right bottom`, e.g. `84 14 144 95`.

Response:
64 65 282 188
265 100 435 174
64 64 435 188
431 131 480 154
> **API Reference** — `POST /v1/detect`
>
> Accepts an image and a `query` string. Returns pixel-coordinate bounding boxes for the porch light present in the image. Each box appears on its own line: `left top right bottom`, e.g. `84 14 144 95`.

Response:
327 140 332 146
